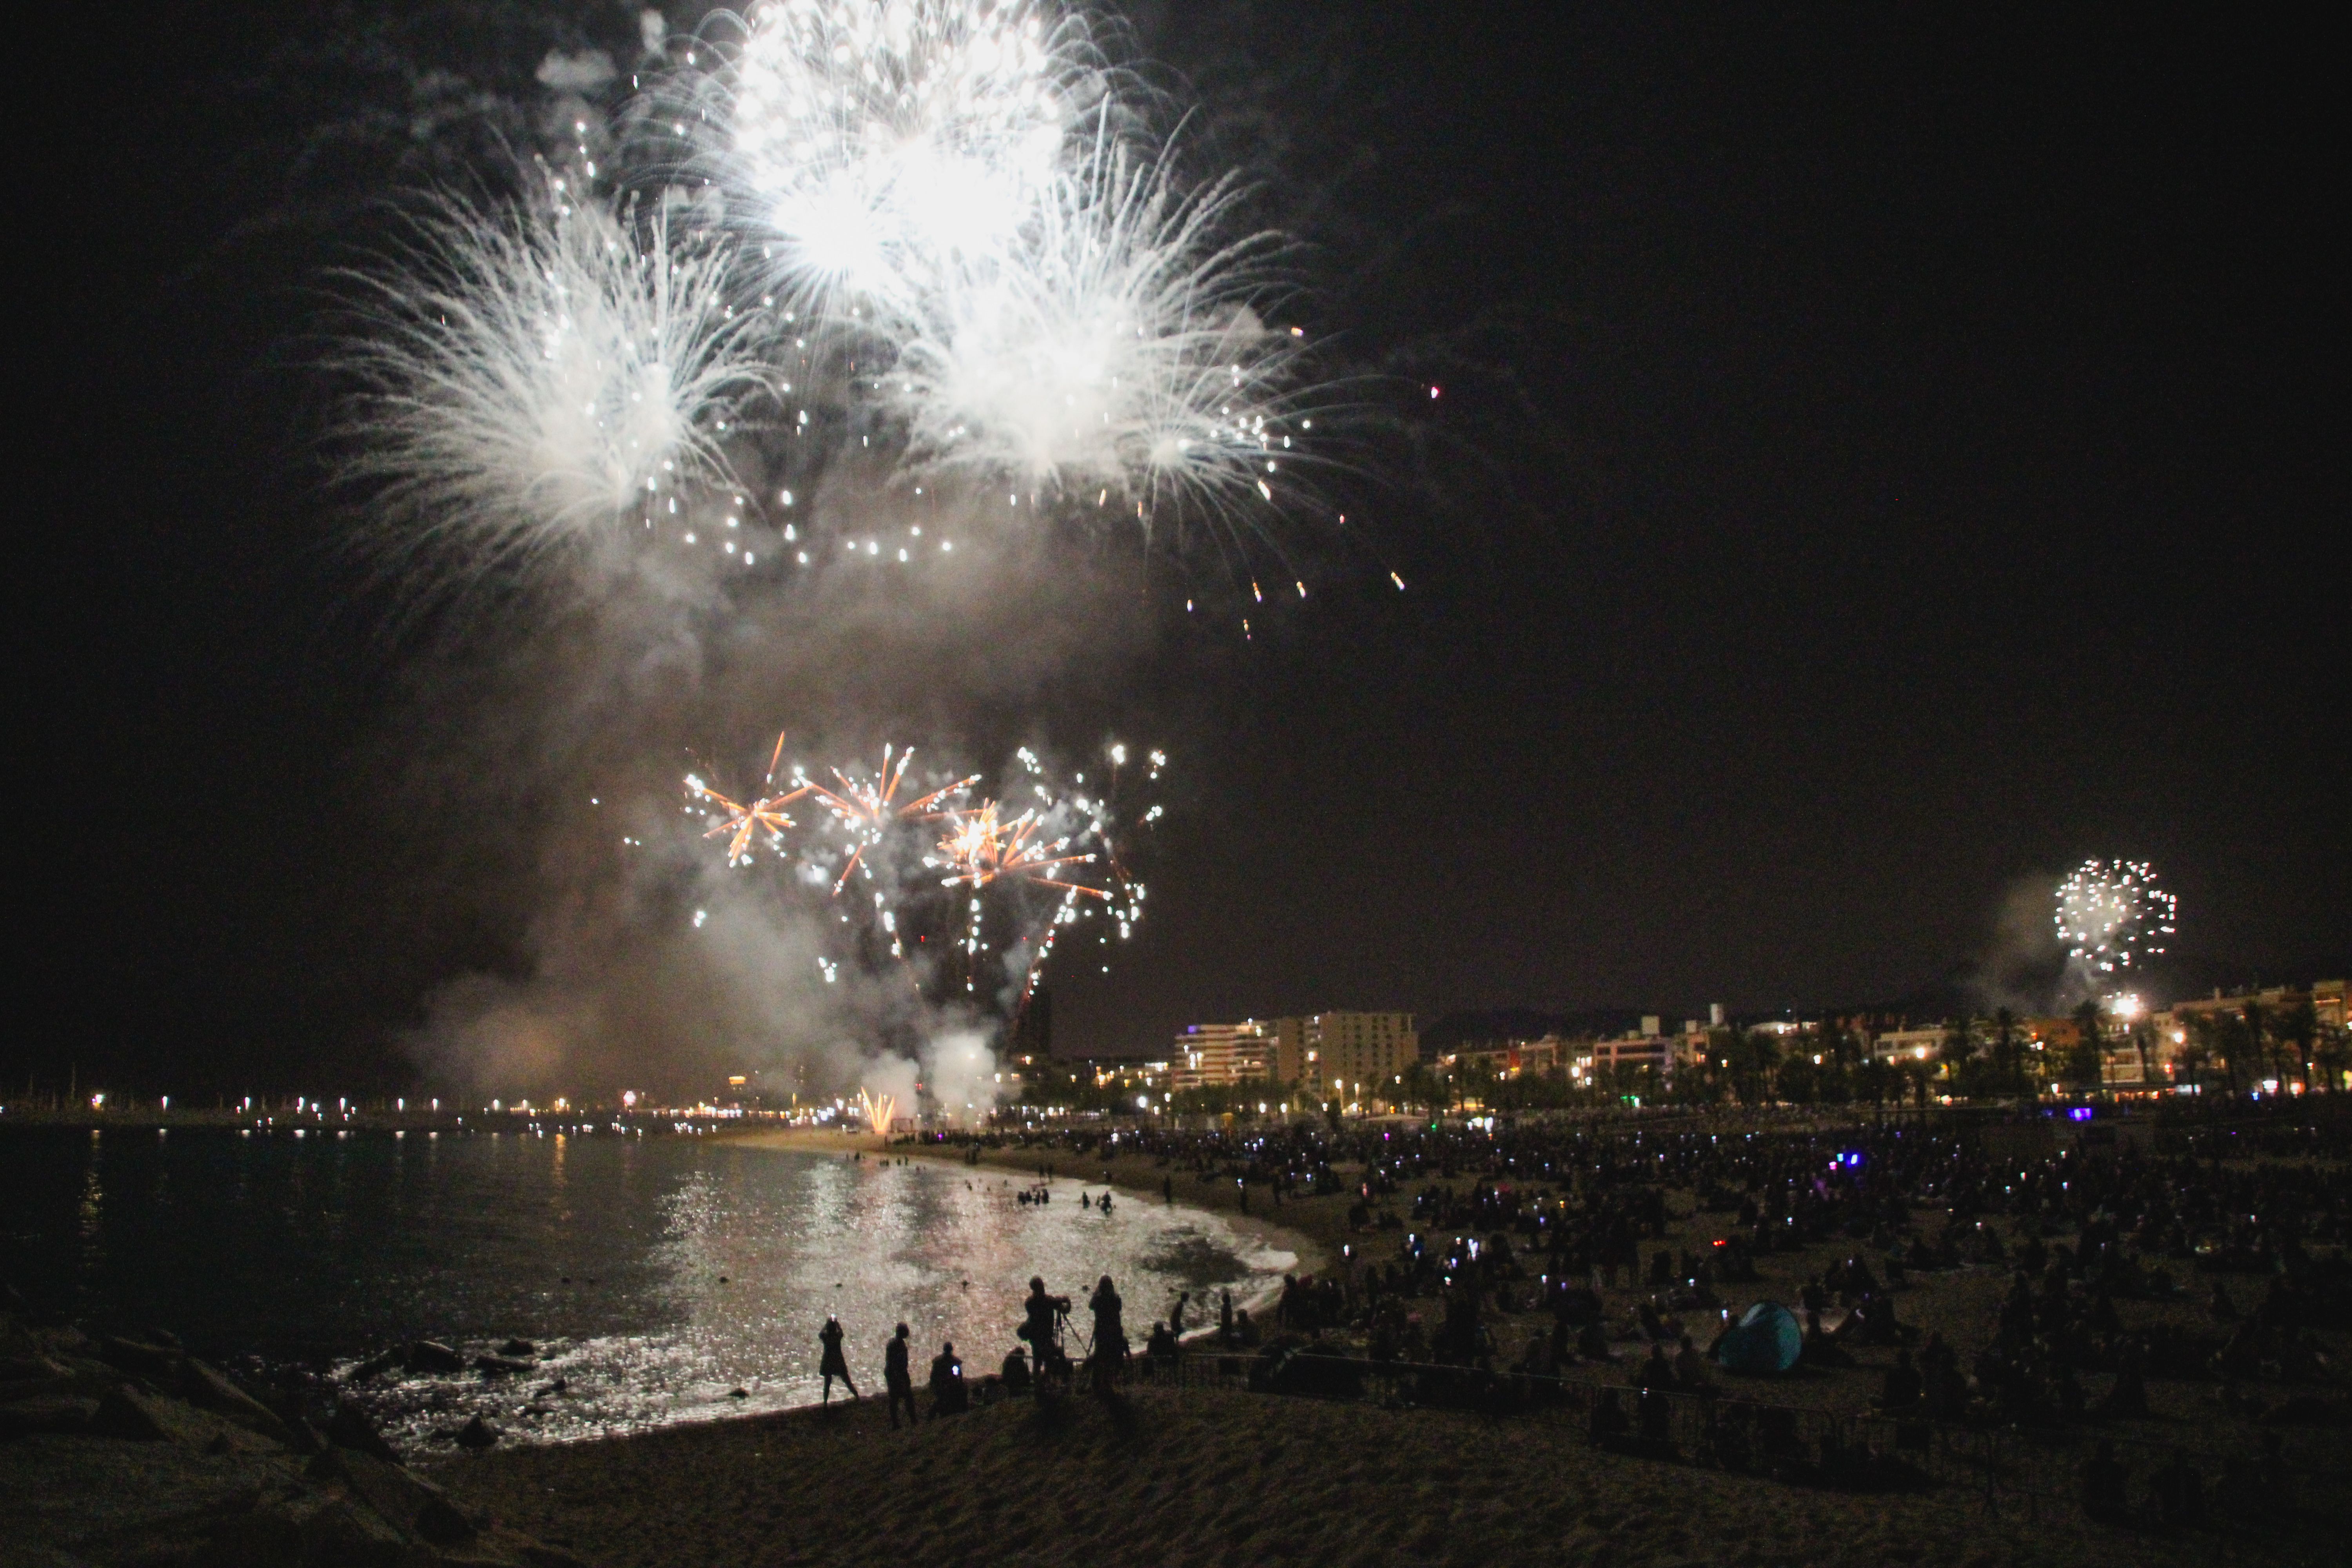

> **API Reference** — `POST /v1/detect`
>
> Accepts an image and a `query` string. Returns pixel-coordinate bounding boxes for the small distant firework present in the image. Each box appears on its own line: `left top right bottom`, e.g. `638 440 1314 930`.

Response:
335 183 770 588
2055 860 2177 975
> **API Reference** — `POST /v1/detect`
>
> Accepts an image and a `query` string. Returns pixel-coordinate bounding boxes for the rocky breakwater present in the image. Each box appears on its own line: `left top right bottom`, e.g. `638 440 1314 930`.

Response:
0 1300 590 1567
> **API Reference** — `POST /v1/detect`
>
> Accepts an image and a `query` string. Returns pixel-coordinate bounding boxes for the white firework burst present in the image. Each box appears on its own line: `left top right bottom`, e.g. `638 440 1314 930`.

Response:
2055 858 2178 976
890 131 1306 532
717 0 1095 324
334 180 771 589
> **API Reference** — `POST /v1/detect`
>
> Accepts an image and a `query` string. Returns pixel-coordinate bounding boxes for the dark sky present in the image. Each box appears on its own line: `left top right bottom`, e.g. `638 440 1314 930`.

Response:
17 2 2345 1092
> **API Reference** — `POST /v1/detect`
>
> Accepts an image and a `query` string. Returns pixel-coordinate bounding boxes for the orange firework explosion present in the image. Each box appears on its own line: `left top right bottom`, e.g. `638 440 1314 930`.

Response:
857 1088 897 1136
686 733 809 864
935 800 1108 898
798 745 978 894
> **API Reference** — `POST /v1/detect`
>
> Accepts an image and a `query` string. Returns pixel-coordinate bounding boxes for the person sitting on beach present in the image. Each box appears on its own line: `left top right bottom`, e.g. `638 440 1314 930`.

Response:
1576 1319 1613 1362
1146 1321 1179 1377
1671 1332 1710 1390
818 1315 860 1405
1639 1342 1674 1392
1234 1308 1261 1348
1000 1345 1032 1395
929 1341 967 1417
884 1323 917 1428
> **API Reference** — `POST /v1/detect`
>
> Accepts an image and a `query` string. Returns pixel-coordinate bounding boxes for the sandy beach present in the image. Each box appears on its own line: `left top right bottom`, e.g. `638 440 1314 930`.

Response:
424 1380 2303 1568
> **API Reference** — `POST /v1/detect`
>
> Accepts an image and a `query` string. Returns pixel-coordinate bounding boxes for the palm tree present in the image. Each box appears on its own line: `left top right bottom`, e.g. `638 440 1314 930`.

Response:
2276 998 2320 1092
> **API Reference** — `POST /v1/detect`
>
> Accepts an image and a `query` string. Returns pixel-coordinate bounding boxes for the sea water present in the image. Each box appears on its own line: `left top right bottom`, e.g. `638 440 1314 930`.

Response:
0 1126 1290 1445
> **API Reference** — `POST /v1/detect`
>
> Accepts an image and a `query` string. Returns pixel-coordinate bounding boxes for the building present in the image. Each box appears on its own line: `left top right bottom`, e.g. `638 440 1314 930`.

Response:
1871 1027 1946 1063
1449 1033 1572 1078
1591 1030 1678 1080
1290 1012 1418 1100
1168 1022 1273 1093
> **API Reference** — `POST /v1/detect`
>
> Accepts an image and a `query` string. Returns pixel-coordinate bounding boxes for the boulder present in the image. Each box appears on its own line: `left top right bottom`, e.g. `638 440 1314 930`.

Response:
349 1347 402 1381
454 1415 501 1450
179 1359 299 1446
0 1373 80 1405
313 1445 479 1546
0 1395 98 1437
100 1334 183 1383
473 1355 535 1377
402 1340 466 1375
496 1339 537 1358
297 1495 433 1568
326 1401 403 1464
90 1385 174 1441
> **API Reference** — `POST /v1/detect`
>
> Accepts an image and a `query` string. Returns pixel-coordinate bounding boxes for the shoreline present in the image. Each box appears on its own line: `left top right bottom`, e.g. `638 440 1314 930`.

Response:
726 1123 1334 1289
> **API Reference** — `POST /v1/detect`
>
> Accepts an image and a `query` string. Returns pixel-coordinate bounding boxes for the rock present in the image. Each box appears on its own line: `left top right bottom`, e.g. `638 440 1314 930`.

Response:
91 1385 174 1441
0 1353 68 1381
454 1416 501 1450
101 1334 184 1383
349 1348 402 1382
414 1493 479 1547
144 1326 185 1349
203 1505 307 1568
403 1340 466 1375
327 1401 403 1464
518 1546 594 1568
473 1356 534 1377
496 1339 537 1358
179 1359 299 1447
0 1374 80 1404
315 1445 480 1546
298 1495 433 1568
0 1395 98 1436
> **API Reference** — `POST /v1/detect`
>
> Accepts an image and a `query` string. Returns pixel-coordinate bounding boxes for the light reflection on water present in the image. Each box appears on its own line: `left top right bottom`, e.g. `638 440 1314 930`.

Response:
0 1130 1290 1446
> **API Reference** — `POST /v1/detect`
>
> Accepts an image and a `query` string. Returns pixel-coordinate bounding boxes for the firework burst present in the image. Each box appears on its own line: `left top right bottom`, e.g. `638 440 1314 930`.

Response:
334 180 772 590
2055 859 2178 976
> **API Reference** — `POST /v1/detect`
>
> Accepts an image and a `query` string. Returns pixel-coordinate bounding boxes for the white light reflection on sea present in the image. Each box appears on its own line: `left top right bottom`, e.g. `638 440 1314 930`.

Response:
344 1153 1290 1447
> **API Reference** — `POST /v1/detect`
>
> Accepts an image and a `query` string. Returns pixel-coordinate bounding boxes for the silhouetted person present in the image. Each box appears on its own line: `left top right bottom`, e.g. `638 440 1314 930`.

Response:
1000 1345 1032 1394
884 1322 917 1428
818 1316 859 1404
929 1341 967 1416
1876 1348 1922 1413
1089 1275 1127 1392
1020 1276 1069 1377
2082 1440 2129 1524
1219 1289 1235 1342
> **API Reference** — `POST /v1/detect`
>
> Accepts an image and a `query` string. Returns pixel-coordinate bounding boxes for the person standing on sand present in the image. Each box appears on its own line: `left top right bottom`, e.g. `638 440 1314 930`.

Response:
818 1316 860 1404
884 1322 917 1428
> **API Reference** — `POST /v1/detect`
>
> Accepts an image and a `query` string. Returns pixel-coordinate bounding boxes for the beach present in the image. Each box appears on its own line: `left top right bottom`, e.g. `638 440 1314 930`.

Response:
423 1380 2292 1568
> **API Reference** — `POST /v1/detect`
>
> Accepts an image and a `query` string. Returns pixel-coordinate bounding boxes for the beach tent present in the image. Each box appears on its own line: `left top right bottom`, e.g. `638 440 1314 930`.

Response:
1714 1300 1803 1374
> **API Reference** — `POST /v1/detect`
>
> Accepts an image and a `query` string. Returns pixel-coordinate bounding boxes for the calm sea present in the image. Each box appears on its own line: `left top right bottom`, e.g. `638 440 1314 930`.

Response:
0 1126 1289 1445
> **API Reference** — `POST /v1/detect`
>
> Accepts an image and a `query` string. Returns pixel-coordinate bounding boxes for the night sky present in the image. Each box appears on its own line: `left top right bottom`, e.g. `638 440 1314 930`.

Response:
18 3 2344 1095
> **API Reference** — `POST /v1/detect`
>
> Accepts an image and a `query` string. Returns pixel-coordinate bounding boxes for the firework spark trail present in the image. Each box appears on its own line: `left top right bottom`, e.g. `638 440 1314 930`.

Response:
857 1087 897 1134
2055 859 2178 976
334 181 772 591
